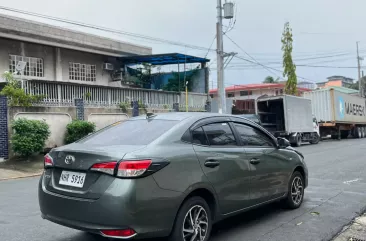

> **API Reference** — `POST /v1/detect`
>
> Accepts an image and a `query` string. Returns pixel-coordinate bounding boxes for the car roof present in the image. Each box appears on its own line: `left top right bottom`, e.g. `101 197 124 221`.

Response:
129 112 234 122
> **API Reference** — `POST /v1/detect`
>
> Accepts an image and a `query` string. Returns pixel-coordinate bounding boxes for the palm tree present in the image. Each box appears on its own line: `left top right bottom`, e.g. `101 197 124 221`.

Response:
263 76 279 83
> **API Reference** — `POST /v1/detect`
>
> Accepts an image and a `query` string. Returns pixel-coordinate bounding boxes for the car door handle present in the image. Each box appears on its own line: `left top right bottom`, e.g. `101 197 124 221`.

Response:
250 158 260 165
204 159 220 168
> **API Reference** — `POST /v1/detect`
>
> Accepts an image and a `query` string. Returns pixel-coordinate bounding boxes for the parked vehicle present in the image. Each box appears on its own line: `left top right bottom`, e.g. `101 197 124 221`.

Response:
238 114 262 126
38 112 308 241
304 88 366 139
256 95 320 147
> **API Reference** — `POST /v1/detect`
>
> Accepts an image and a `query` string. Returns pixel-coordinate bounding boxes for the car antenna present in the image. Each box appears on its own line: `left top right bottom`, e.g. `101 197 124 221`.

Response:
146 112 157 119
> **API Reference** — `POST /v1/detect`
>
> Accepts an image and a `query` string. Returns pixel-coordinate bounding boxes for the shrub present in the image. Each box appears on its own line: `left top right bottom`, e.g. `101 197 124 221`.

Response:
65 120 96 144
0 71 45 107
119 102 130 113
11 118 51 157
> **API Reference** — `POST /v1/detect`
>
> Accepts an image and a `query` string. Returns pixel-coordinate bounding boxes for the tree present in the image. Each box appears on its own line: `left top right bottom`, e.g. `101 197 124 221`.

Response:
0 71 45 106
263 76 279 83
163 69 199 92
123 63 156 88
282 22 298 95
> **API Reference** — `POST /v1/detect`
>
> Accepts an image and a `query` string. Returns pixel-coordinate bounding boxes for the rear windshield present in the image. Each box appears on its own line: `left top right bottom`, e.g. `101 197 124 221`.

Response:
77 119 179 145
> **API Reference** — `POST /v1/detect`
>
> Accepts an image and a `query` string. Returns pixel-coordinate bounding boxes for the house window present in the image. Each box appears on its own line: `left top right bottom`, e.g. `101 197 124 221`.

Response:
240 90 252 96
69 62 96 81
227 93 235 98
9 55 44 77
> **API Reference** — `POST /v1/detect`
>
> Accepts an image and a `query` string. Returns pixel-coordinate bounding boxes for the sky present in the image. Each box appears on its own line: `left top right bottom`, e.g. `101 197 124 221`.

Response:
0 0 365 89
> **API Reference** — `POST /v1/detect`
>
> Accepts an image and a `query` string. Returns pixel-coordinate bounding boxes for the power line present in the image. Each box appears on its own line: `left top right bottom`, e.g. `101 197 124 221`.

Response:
0 6 217 53
225 55 357 69
225 64 359 69
204 35 217 58
223 34 317 82
223 33 282 79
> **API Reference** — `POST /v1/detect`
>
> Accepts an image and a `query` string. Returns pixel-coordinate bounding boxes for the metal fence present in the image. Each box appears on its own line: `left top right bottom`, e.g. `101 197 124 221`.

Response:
23 80 209 109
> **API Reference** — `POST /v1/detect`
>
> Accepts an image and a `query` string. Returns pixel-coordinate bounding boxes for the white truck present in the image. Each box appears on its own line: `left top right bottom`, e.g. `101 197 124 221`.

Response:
303 88 366 140
256 95 320 147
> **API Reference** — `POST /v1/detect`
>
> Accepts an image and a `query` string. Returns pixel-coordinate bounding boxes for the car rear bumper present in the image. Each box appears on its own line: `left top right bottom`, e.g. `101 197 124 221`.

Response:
38 174 182 239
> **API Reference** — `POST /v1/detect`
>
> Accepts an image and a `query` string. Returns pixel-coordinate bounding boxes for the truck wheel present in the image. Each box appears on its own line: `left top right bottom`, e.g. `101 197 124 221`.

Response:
357 127 362 138
351 128 356 138
294 134 302 147
340 130 349 139
309 133 320 144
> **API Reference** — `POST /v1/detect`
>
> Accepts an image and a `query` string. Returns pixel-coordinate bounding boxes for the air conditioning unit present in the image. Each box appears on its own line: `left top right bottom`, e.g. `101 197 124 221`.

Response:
103 63 114 71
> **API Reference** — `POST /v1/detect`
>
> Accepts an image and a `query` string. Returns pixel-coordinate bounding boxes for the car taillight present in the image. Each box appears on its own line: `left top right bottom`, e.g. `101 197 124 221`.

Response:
90 162 117 175
117 160 152 178
100 228 136 238
44 154 53 168
90 159 169 178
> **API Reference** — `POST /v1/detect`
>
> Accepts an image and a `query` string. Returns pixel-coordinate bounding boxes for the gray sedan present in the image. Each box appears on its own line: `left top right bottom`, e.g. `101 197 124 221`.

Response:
38 112 308 241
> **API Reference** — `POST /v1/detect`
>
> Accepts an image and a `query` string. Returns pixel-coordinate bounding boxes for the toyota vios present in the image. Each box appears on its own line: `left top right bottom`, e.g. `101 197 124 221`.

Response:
38 112 308 241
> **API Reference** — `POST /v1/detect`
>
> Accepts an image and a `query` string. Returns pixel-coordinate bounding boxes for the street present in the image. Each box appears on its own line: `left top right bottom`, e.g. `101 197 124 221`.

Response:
1 139 366 241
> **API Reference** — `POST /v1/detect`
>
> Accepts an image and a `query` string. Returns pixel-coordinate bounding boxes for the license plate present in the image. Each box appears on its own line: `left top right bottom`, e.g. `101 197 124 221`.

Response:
59 171 86 188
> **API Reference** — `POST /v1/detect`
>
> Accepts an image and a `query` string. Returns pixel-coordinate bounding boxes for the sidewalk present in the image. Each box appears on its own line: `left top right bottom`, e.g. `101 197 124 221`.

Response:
0 154 44 181
332 213 366 241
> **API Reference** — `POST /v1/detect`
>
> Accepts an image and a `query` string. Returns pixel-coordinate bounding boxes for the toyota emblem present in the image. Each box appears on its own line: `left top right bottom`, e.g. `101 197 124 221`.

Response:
65 155 75 165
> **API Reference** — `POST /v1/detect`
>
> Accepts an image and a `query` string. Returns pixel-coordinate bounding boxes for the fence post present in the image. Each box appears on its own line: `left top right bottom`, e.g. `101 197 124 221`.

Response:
173 103 179 112
0 96 9 160
74 98 85 120
132 101 139 117
205 101 211 112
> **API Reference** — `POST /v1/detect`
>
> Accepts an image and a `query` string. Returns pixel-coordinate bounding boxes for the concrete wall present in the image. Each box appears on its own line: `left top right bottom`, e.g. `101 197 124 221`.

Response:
7 106 130 156
6 106 173 158
60 48 118 86
0 37 121 86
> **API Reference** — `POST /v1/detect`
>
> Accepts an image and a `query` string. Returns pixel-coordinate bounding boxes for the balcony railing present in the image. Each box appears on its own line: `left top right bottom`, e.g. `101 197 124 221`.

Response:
23 80 209 110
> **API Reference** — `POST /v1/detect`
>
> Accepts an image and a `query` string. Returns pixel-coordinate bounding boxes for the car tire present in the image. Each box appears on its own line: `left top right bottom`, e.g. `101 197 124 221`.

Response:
169 196 212 241
282 171 305 209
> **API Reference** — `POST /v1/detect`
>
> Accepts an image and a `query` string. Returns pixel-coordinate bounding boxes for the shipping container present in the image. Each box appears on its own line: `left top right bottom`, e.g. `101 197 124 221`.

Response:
303 88 366 124
303 88 366 139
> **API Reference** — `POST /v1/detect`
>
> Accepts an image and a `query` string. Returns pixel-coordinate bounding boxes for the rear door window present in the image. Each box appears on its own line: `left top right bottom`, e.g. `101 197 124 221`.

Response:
192 127 209 146
78 119 178 145
201 122 237 146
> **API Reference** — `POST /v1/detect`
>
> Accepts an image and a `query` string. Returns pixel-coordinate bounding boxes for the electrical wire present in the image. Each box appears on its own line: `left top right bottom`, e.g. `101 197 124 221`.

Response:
223 33 282 79
204 35 217 58
224 35 319 82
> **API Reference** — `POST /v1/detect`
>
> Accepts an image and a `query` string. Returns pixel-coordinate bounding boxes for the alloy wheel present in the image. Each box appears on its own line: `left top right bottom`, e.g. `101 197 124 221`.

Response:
182 205 209 241
291 176 303 205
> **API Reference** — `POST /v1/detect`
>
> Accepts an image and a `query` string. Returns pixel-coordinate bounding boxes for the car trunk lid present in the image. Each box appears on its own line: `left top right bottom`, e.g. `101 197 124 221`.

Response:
43 143 146 199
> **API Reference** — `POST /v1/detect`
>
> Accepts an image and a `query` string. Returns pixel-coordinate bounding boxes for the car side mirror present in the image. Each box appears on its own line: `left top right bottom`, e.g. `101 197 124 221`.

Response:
277 137 290 148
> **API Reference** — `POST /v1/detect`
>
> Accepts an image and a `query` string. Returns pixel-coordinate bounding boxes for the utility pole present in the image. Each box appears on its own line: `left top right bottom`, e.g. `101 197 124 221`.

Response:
216 1 234 113
216 0 225 114
357 41 363 97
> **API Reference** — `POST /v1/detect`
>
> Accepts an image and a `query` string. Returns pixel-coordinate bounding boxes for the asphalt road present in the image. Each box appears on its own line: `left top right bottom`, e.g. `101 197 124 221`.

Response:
1 139 366 241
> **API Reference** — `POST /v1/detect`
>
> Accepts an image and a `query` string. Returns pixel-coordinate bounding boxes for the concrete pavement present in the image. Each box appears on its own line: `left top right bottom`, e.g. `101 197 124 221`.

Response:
1 139 366 241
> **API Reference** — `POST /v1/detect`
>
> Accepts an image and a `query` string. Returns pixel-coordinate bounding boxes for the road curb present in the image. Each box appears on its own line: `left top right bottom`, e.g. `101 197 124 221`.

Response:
332 213 366 241
0 172 43 181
